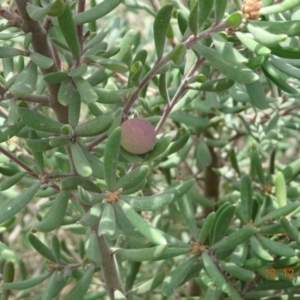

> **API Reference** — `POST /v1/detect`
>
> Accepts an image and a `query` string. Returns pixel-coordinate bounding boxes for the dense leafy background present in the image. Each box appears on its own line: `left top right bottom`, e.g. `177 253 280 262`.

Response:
1 0 300 299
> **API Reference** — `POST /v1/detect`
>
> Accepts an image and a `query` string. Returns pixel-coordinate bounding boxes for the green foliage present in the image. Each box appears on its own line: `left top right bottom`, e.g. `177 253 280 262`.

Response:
1 0 300 299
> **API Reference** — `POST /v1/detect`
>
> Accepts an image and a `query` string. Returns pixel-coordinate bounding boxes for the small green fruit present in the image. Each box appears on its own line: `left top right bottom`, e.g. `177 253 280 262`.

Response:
121 118 156 154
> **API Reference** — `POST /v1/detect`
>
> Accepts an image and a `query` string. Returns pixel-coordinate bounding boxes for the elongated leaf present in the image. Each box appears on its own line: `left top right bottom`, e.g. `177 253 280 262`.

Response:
73 77 98 103
240 174 253 222
118 200 167 245
103 127 121 191
74 0 121 25
85 232 102 266
275 172 287 207
121 193 173 211
58 3 80 60
74 112 113 136
116 245 167 262
202 251 230 292
162 256 198 296
79 203 102 227
71 141 92 177
193 44 258 84
247 23 287 47
3 272 51 290
211 33 247 64
199 0 214 29
245 80 269 110
30 52 53 69
98 203 116 236
250 236 274 261
254 202 298 226
199 212 216 244
0 181 40 224
282 157 300 181
211 204 236 244
60 176 101 193
188 0 199 36
64 267 94 300
153 4 174 59
256 234 295 257
34 191 69 232
214 0 227 23
18 107 64 133
0 172 26 191
68 90 81 128
9 61 37 96
260 0 300 15
0 47 23 58
28 233 56 262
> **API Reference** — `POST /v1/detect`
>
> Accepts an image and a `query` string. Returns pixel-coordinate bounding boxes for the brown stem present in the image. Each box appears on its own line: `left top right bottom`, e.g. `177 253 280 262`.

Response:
0 146 38 178
77 0 85 55
15 0 68 124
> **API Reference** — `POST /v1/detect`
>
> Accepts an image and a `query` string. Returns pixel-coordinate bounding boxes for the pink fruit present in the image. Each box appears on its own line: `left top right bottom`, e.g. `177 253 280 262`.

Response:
121 118 156 154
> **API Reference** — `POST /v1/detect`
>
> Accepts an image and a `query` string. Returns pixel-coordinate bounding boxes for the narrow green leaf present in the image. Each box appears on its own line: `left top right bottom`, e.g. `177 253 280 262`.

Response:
251 151 265 184
98 203 116 236
144 136 172 161
64 267 95 300
193 44 258 84
178 195 198 238
9 61 37 96
162 256 198 296
18 107 64 133
282 157 300 181
71 141 92 177
199 0 214 29
256 234 295 257
116 165 149 194
247 23 287 47
199 212 216 244
60 176 102 193
235 31 271 56
281 217 300 241
275 171 287 207
195 139 212 168
104 127 121 191
74 0 121 25
30 52 53 69
79 203 102 227
254 202 298 226
0 172 26 191
43 72 69 84
34 191 69 232
214 0 227 23
58 79 75 106
250 236 274 261
163 178 195 201
28 233 56 262
153 4 174 59
240 174 253 223
210 226 256 259
73 77 98 103
121 193 173 211
245 80 269 110
202 251 230 293
0 47 23 58
74 112 113 136
260 0 300 15
68 64 88 78
177 10 188 35
270 55 300 80
68 91 81 128
116 245 167 262
219 261 255 281
188 0 199 36
26 3 50 21
211 204 236 244
85 232 102 266
3 272 51 290
199 78 234 92
168 43 186 64
58 3 80 60
211 33 247 64
0 181 40 224
111 30 135 62
128 270 166 295
118 200 167 245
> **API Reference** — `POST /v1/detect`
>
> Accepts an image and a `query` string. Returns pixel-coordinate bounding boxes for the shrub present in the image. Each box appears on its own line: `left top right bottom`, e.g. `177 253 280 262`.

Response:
1 0 300 299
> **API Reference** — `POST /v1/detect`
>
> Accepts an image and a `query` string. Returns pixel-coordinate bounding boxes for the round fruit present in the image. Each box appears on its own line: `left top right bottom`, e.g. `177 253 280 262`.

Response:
121 118 156 154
